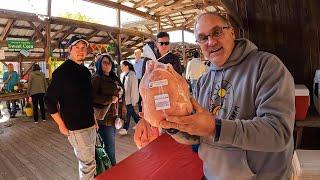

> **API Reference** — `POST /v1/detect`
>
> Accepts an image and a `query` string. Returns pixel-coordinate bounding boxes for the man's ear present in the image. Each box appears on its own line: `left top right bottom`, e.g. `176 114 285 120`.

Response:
230 28 235 39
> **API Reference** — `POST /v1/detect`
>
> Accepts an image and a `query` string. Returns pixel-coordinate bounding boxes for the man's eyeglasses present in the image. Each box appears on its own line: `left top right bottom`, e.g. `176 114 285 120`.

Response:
196 26 230 44
158 42 170 46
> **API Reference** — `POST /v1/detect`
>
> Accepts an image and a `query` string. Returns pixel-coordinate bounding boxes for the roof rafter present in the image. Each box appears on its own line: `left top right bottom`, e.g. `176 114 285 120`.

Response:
0 19 15 40
84 0 159 22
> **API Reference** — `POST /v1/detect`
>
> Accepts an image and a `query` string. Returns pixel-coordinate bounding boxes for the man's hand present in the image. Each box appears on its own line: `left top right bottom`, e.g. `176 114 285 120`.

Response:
160 98 216 137
134 113 158 149
58 123 69 136
51 112 69 136
112 96 119 103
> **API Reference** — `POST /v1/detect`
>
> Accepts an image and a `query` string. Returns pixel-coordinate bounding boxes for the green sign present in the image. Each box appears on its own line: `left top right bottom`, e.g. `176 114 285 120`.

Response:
7 40 34 50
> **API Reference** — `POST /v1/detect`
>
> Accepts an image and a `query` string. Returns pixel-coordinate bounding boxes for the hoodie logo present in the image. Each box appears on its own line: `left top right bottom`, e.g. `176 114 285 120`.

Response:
209 80 238 119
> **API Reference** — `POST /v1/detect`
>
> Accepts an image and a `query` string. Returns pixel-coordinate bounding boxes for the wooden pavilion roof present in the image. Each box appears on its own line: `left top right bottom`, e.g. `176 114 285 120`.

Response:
0 0 242 63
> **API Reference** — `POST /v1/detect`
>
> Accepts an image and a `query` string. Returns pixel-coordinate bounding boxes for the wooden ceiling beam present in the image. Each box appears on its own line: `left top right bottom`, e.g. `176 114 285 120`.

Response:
153 0 185 14
50 25 66 40
58 26 77 42
86 30 99 40
158 4 205 16
182 14 196 27
0 19 15 41
148 0 172 12
84 0 159 22
165 16 176 27
0 9 44 23
1 56 45 62
144 25 153 34
28 22 45 42
134 0 149 8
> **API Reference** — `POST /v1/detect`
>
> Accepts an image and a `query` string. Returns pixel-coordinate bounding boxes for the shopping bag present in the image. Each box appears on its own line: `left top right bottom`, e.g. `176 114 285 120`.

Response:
95 133 112 176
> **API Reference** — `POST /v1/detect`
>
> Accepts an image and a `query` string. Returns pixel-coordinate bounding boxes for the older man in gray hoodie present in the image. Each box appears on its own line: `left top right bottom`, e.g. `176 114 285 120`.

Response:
134 12 295 180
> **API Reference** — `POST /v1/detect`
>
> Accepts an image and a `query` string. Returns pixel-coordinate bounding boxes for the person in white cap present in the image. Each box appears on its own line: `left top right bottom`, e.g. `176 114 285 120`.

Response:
45 34 98 180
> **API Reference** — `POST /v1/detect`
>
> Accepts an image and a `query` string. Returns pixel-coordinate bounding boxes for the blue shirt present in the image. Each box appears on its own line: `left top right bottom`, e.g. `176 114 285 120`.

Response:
133 58 144 79
3 71 20 92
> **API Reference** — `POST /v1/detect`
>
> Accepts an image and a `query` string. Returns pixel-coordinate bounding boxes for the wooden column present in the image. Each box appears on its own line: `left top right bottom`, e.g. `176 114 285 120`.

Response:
116 7 122 63
157 19 161 33
182 30 186 67
45 0 52 78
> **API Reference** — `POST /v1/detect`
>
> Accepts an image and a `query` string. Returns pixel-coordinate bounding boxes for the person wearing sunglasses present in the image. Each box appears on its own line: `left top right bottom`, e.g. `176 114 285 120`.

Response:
134 12 295 180
92 54 123 166
141 32 182 76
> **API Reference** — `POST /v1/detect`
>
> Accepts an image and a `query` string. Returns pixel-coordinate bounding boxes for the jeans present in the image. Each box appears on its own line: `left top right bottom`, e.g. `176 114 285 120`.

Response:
190 79 198 96
137 79 142 112
68 126 96 180
6 100 17 116
98 124 116 166
123 104 140 130
31 93 45 122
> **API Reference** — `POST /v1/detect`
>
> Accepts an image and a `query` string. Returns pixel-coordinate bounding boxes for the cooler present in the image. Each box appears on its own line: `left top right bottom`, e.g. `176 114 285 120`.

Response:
295 84 310 120
292 150 320 180
313 70 320 115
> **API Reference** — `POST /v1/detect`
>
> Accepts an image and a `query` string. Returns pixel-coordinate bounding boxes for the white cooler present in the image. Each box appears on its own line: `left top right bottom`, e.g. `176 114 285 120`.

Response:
292 150 320 180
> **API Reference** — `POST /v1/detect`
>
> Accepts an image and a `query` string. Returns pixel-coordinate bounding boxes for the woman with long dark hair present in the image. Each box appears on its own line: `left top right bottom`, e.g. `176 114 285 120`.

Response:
119 60 140 135
92 54 122 165
27 64 47 123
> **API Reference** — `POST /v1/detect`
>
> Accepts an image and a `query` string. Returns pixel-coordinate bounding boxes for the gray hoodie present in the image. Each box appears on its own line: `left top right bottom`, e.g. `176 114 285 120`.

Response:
195 39 295 180
28 70 47 96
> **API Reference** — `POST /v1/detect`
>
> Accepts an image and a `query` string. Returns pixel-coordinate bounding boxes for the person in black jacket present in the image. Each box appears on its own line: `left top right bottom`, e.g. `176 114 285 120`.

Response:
142 32 183 76
92 54 122 166
44 35 97 180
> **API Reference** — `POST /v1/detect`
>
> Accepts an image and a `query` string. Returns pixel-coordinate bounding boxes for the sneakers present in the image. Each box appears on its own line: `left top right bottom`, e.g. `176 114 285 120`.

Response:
42 119 46 122
34 121 39 124
118 129 128 136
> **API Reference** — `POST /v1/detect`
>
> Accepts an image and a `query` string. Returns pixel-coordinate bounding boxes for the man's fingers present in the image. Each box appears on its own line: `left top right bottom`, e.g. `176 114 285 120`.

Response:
166 115 193 125
160 121 189 132
190 97 205 113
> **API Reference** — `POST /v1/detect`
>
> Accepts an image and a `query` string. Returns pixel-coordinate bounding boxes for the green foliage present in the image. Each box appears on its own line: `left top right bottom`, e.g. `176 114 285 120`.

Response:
60 12 98 23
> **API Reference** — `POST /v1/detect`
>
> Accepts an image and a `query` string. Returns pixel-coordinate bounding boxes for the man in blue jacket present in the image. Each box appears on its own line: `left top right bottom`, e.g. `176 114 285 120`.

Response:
134 12 295 180
3 63 20 118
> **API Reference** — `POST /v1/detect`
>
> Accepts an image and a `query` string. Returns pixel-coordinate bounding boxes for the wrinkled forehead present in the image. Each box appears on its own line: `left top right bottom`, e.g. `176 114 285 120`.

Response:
195 14 226 35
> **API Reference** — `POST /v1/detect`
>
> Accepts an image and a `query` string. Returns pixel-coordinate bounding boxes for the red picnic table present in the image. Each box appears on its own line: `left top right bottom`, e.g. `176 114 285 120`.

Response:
96 134 204 180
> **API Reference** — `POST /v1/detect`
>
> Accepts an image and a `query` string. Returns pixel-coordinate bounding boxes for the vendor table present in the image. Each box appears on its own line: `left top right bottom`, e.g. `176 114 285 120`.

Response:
0 92 28 101
96 134 204 180
0 92 28 112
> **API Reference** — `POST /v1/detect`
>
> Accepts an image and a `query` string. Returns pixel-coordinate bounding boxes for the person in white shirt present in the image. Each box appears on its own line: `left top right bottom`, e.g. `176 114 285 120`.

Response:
132 49 143 112
185 51 207 94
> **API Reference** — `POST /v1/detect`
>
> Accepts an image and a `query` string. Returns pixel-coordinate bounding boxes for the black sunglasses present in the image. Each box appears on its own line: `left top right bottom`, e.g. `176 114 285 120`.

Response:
158 42 170 46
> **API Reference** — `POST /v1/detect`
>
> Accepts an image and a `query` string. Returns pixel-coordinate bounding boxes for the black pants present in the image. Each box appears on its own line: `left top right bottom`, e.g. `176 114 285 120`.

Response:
123 104 140 130
31 93 45 122
137 79 142 112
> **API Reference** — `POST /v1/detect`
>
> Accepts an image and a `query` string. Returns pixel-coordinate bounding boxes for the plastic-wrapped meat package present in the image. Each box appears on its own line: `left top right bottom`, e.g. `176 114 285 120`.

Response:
139 60 199 145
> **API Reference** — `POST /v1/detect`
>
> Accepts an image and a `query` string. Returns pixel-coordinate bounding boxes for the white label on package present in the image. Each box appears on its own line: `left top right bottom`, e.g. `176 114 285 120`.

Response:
154 94 171 110
149 79 168 88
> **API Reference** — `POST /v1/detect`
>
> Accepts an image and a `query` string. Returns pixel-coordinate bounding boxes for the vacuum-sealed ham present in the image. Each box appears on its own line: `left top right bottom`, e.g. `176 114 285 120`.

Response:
139 60 199 145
